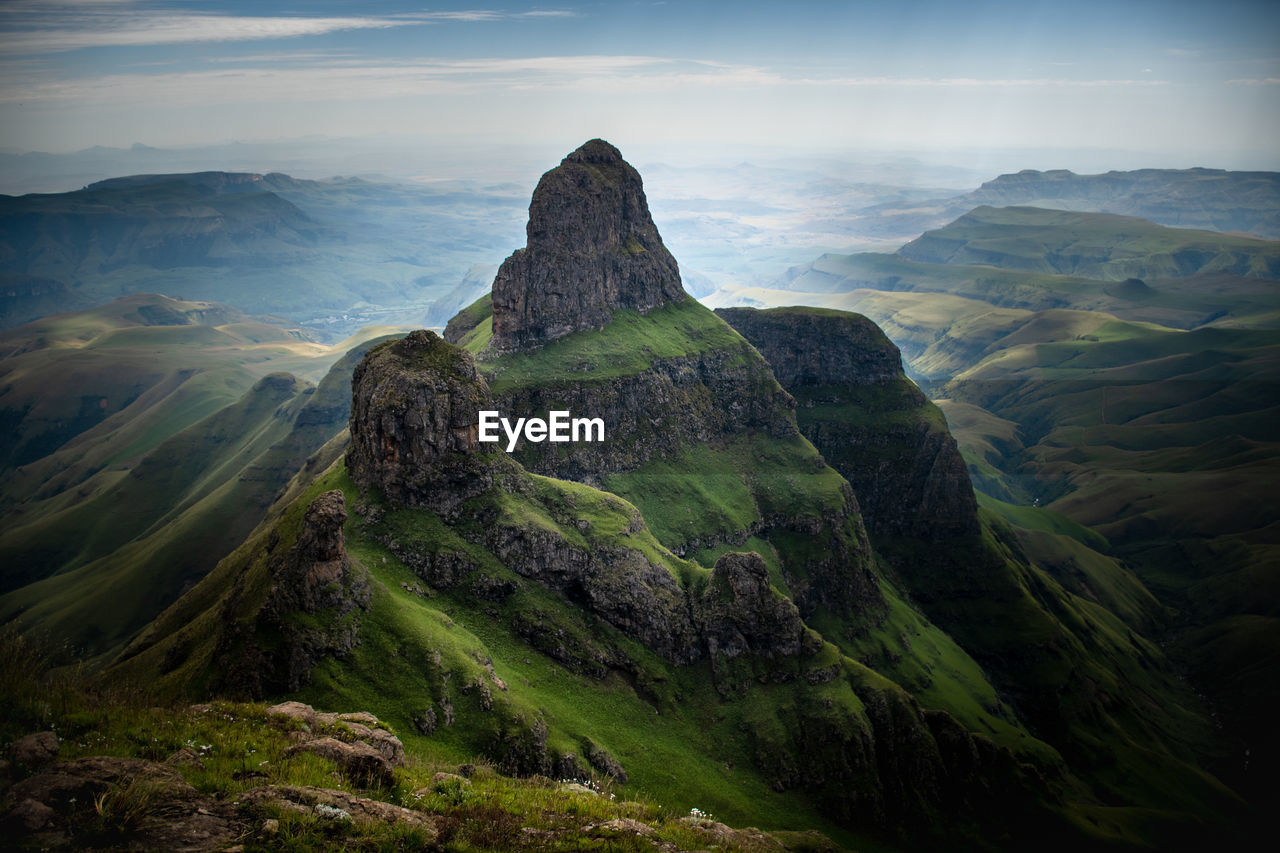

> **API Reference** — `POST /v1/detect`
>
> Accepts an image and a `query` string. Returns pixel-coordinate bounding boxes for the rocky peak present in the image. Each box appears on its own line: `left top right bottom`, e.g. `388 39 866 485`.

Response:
271 490 353 612
216 489 371 697
489 139 686 352
700 552 809 661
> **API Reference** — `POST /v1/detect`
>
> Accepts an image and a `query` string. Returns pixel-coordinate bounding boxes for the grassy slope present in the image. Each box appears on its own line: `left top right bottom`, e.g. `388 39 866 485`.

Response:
0 297 391 658
475 298 748 395
0 374 309 655
110 460 925 850
741 209 1280 814
4 635 832 853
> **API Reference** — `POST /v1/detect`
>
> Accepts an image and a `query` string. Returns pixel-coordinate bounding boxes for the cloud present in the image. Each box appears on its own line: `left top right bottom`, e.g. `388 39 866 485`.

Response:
0 56 685 104
795 76 1171 88
0 5 575 54
1 15 408 54
0 53 1180 110
1227 77 1280 85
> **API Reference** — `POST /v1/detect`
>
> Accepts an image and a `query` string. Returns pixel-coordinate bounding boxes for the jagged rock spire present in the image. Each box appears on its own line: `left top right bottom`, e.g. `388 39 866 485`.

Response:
490 139 686 352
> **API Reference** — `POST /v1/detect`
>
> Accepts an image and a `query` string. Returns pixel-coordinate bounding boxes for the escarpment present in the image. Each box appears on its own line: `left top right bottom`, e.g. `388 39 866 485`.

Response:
718 306 980 542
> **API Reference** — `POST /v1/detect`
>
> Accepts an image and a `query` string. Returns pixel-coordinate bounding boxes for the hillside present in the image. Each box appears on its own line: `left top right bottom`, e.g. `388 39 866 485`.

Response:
897 206 1280 280
730 200 1280 815
0 294 395 658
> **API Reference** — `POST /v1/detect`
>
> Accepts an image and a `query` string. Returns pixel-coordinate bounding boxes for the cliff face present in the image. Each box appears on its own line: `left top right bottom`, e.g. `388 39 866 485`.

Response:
717 306 979 542
489 139 686 353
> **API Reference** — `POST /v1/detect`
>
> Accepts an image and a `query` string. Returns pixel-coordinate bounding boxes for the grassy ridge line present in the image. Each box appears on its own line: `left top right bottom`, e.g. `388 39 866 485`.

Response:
0 315 393 659
780 251 1279 332
0 375 311 657
899 206 1280 281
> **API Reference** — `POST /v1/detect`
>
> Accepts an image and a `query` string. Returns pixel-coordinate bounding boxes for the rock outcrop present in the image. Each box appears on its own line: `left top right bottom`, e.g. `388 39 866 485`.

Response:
348 330 503 517
489 139 686 352
346 330 699 663
267 701 406 787
718 306 979 541
213 490 371 697
700 552 816 661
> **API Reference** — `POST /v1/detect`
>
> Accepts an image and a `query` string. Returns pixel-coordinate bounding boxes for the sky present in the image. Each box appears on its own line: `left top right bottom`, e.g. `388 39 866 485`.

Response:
0 0 1278 169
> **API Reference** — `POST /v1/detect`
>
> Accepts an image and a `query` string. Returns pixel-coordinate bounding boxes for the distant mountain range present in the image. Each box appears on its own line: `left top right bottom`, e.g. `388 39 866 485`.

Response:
0 170 528 336
855 167 1280 240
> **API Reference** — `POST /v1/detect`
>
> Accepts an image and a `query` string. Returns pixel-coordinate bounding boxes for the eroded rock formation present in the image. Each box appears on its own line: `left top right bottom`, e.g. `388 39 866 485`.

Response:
489 139 686 352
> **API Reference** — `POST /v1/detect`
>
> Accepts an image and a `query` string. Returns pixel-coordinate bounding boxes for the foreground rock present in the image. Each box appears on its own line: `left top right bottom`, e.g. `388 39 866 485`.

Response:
7 731 60 772
1 756 240 852
240 784 438 836
268 701 405 786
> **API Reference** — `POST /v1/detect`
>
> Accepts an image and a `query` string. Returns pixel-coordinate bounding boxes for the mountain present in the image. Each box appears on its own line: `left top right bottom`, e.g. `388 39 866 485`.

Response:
0 172 528 337
776 206 1280 338
88 141 1252 851
857 167 1280 240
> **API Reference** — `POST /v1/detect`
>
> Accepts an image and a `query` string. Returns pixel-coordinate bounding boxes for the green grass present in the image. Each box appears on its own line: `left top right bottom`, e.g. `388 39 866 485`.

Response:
809 574 1060 766
601 433 849 552
0 300 392 658
975 493 1109 552
3 626 855 853
477 299 749 394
